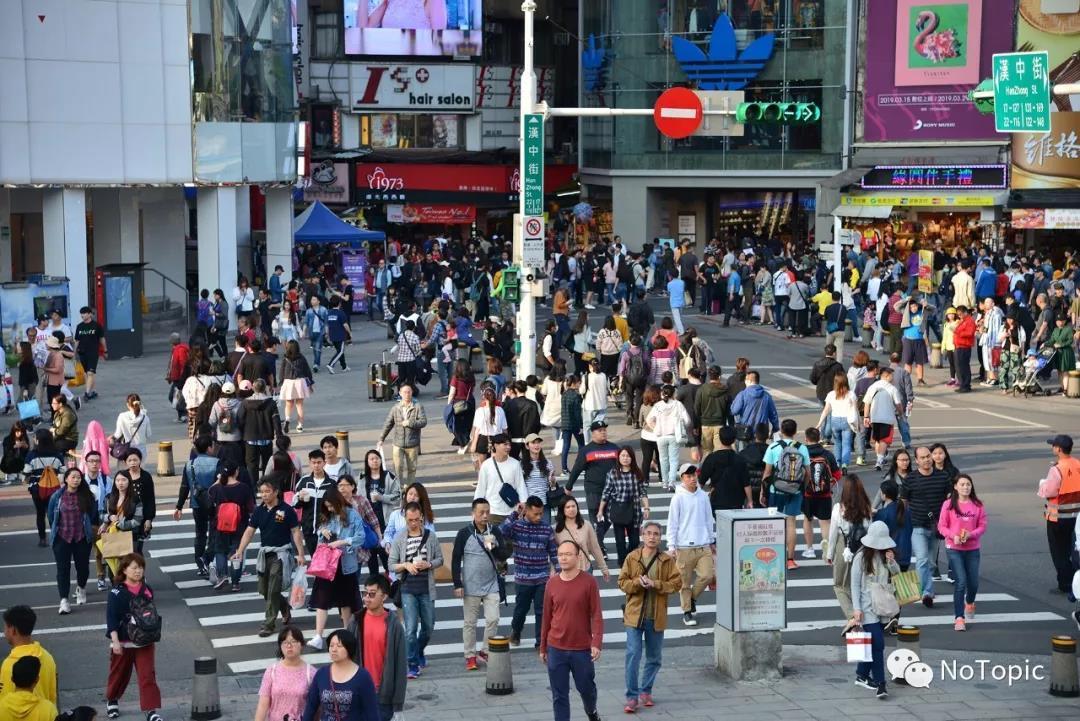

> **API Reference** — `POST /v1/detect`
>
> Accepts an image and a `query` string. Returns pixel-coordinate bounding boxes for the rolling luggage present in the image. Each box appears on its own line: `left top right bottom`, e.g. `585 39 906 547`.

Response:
368 352 394 402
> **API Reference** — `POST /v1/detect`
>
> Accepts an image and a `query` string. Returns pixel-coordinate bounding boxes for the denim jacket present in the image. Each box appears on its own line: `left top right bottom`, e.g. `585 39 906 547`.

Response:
47 490 100 546
316 507 368 576
304 306 328 338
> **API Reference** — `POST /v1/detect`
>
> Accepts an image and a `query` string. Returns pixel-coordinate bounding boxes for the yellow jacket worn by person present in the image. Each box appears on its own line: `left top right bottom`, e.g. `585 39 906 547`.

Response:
0 643 57 704
0 689 58 721
618 547 682 631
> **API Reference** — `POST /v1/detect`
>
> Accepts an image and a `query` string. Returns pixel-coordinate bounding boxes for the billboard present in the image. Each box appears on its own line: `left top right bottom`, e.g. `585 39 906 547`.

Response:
1009 7 1080 189
343 0 483 57
862 0 1013 142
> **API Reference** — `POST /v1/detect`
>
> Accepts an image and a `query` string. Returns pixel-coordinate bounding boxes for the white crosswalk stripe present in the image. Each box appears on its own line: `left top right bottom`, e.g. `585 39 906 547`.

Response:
143 487 1062 674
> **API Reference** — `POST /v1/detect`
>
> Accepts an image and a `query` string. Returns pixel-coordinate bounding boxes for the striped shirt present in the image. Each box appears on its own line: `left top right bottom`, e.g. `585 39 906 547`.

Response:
498 512 557 585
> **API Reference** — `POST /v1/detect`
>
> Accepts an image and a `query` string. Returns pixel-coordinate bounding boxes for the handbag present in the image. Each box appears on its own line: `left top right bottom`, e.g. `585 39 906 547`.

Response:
99 526 134 558
869 580 900 618
845 628 873 663
892 569 921 606
453 400 469 414
306 544 343 581
607 499 635 526
110 415 146 461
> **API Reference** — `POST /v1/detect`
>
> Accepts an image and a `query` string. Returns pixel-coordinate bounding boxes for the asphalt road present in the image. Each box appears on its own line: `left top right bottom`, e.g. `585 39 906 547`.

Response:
2 297 1077 697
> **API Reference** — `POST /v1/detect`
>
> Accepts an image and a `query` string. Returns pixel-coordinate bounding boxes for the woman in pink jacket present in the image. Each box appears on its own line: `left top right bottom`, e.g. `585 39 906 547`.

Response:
937 474 986 632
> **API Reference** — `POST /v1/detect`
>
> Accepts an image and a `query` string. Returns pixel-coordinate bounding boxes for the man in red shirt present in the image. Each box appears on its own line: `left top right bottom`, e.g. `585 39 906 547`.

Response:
540 539 603 721
348 574 407 721
952 305 977 393
166 332 190 422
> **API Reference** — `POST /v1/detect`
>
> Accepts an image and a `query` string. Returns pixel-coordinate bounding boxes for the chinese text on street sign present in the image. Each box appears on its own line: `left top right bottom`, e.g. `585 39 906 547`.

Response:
523 114 545 217
992 51 1051 134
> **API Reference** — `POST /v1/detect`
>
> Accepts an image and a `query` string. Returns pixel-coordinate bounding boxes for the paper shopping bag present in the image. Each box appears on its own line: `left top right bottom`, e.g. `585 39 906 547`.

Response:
892 569 922 606
845 629 872 663
100 528 134 558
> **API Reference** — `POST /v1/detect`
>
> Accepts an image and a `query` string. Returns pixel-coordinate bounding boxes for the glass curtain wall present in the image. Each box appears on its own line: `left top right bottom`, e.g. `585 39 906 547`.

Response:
582 0 846 172
191 0 299 182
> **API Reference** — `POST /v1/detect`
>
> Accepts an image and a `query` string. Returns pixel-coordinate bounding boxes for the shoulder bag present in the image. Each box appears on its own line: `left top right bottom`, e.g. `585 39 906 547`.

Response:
492 459 520 509
111 415 146 461
634 552 662 629
734 395 763 442
475 528 508 605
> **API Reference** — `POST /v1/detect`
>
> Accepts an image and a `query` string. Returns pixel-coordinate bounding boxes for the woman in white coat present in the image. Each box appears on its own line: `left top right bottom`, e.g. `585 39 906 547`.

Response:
112 393 151 458
645 384 690 490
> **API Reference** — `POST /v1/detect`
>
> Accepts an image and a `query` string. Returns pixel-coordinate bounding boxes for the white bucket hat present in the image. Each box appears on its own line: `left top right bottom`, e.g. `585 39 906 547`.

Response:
859 520 897 551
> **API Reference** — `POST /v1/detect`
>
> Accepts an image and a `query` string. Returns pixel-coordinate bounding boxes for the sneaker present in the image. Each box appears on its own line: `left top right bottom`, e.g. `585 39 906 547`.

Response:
147 712 163 721
586 710 602 721
457 446 467 455
876 683 888 700
296 423 304 432
855 457 865 466
341 366 350 373
965 603 975 619
326 365 335 374
307 634 325 650
97 578 109 591
801 548 817 559
195 558 209 578
75 587 86 605
230 583 240 592
854 675 874 690
258 625 275 638
883 616 900 635
208 568 220 586
282 420 290 434
585 304 596 310
624 698 639 714
58 598 71 615
682 612 697 626
922 594 934 609
954 617 966 631
407 665 420 680
465 656 479 671
639 693 654 707
213 577 228 590
786 559 798 570
106 701 120 719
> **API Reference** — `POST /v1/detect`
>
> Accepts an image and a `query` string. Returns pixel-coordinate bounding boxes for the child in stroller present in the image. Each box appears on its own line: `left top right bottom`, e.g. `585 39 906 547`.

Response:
1015 347 1057 396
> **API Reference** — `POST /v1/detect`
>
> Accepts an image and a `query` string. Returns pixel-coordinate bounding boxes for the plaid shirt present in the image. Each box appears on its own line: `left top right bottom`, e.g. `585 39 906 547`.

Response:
57 491 85 544
427 320 448 352
601 468 648 526
396 331 421 362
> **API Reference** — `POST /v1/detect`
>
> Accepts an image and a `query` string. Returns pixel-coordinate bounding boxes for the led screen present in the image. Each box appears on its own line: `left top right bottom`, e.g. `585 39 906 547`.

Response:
343 0 483 56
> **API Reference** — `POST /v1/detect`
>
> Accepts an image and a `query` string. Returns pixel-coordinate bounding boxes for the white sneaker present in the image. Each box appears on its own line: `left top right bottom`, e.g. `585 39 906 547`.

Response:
307 634 325 650
800 548 817 559
58 598 71 615
457 447 467 455
75 587 86 605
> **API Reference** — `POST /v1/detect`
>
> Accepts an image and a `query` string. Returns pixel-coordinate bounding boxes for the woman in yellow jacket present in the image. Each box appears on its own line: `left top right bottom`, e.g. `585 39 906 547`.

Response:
941 307 959 387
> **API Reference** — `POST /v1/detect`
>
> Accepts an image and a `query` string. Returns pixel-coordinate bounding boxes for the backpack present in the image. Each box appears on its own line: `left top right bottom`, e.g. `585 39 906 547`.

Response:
771 440 806 495
216 500 241 533
807 454 832 495
37 464 61 501
844 521 868 557
216 400 235 434
677 347 694 380
126 591 162 646
878 303 890 331
626 353 646 389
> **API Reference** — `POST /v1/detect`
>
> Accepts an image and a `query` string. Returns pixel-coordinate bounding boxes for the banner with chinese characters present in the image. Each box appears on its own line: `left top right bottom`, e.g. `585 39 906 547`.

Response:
1010 8 1080 189
918 250 935 292
1010 207 1080 228
387 204 476 225
860 164 1008 190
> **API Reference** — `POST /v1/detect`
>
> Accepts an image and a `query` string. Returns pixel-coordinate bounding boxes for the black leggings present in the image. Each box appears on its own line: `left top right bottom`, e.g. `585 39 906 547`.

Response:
640 438 659 484
611 523 640 567
368 547 390 575
32 491 49 540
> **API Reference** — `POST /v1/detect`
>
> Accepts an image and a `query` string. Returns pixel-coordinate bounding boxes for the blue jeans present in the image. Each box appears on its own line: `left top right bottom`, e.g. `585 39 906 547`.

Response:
855 621 885 685
911 527 939 598
625 619 664 700
656 437 681 487
555 315 571 351
402 591 435 667
309 332 324 367
511 581 545 645
831 422 853 468
437 358 451 395
605 283 615 305
819 402 832 440
774 297 788 329
546 647 598 721
213 531 242 585
561 430 585 474
846 307 863 339
946 548 980 619
897 414 912 448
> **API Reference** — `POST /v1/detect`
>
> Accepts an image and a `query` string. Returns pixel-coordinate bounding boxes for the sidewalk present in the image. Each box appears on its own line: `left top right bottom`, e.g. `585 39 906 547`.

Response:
59 643 1080 720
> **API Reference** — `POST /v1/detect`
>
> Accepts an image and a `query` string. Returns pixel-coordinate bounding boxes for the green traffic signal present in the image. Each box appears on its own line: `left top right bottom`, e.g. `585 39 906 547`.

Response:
735 102 820 124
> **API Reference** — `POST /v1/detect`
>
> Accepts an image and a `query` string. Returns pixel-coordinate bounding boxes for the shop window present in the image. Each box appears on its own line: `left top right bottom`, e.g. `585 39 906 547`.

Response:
310 105 338 150
665 1 825 49
313 11 341 59
367 115 463 149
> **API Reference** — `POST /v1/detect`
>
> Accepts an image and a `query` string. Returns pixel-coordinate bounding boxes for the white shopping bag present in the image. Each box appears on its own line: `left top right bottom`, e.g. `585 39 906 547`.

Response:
845 629 872 663
1073 570 1080 601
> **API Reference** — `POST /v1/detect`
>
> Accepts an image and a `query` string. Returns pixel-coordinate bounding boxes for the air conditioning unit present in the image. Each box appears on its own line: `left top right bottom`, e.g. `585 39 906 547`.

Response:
554 32 571 46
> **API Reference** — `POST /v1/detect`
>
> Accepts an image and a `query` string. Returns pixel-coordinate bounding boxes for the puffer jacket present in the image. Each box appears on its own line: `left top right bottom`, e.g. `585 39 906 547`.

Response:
380 401 427 449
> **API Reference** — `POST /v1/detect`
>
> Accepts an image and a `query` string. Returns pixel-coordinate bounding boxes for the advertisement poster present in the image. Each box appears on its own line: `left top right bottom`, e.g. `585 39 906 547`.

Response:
1011 207 1080 228
342 0 483 57
340 251 369 314
734 520 786 631
1009 5 1080 189
387 204 476 224
863 0 1012 142
918 250 935 292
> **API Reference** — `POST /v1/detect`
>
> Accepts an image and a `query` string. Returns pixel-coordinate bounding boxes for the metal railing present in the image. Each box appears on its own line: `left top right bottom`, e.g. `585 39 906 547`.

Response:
142 267 191 333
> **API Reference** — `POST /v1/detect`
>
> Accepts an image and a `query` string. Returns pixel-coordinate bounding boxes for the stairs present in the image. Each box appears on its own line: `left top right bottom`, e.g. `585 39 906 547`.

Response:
142 295 189 337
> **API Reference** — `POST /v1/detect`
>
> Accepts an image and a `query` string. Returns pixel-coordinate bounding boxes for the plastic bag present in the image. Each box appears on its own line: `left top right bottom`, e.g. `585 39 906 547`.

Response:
845 629 872 663
289 565 308 610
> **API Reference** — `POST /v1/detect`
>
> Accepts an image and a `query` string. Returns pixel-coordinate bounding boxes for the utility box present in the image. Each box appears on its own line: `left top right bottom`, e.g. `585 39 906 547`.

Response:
714 509 787 632
95 264 144 359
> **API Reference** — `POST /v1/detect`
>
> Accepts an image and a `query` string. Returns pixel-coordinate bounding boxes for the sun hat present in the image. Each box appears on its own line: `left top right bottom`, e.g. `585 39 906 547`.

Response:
46 336 61 349
860 521 897 551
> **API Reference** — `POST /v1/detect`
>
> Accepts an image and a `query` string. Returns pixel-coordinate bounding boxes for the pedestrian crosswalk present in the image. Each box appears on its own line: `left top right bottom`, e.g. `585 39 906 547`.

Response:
138 487 1064 674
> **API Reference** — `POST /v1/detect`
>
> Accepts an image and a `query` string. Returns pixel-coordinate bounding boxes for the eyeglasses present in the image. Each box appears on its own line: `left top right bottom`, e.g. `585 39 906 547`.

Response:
362 590 381 598
281 639 301 646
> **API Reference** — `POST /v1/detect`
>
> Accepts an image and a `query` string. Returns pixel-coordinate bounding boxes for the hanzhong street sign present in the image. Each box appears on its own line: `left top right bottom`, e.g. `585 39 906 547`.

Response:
992 51 1051 134
654 87 703 139
860 165 1009 190
523 114 545 217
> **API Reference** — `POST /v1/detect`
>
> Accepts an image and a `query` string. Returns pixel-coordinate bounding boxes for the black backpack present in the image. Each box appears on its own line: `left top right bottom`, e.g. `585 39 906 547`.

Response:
126 592 162 646
843 521 868 557
626 353 646 389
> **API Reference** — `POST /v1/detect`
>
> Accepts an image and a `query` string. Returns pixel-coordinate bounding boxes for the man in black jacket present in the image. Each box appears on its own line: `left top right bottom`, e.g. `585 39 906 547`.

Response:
699 426 751 511
565 420 620 552
809 343 844 443
627 290 655 341
504 381 542 459
902 446 952 607
236 379 281 485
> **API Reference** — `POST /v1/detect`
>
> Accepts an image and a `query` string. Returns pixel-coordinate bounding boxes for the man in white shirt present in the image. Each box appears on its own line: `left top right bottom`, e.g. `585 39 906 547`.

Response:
474 434 528 526
666 463 714 627
862 367 903 472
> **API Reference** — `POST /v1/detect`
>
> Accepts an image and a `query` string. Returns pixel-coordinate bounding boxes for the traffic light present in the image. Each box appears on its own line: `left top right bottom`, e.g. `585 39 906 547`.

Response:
502 266 520 303
736 102 820 124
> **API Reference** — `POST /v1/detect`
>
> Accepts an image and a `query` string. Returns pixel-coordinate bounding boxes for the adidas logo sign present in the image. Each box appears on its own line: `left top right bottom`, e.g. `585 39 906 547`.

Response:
672 14 775 91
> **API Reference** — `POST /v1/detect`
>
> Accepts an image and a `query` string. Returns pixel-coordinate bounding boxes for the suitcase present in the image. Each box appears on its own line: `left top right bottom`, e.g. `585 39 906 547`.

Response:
369 352 394 402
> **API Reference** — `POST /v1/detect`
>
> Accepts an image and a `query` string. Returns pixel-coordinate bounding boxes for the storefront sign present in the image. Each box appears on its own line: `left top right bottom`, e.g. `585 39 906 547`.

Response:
716 514 787 632
358 163 511 195
523 114 545 216
1010 208 1080 229
841 194 998 207
862 0 1013 142
303 161 350 204
993 51 1052 133
918 250 935 293
340 251 368 314
387 204 476 225
860 164 1008 190
349 64 475 113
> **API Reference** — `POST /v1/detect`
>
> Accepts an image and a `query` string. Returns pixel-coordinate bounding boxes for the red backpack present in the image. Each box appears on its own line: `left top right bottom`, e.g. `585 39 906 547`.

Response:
216 501 241 533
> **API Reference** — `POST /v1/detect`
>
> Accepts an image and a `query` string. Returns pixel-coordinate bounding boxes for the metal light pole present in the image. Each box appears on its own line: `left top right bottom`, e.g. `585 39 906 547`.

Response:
515 0 538 379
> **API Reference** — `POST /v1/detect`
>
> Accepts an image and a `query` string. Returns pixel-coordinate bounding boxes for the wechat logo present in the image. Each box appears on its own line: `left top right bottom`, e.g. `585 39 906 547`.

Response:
887 649 933 688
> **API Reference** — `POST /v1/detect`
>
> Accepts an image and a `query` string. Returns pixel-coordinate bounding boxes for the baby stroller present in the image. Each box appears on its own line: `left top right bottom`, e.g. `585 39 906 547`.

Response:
1015 347 1057 397
608 374 625 410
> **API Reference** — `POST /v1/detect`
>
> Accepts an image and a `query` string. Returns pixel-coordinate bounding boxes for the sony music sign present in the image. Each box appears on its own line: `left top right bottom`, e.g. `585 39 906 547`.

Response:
349 64 475 113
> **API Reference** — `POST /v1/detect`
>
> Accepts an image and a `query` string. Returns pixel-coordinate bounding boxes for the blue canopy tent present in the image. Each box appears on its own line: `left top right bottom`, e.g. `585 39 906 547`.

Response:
293 201 385 248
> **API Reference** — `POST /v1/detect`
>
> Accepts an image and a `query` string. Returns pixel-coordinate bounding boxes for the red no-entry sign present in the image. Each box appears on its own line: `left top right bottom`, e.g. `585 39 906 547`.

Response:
654 87 703 139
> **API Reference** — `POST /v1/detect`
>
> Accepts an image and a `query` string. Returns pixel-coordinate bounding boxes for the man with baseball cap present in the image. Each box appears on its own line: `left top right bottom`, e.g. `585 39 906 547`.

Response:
565 420 620 554
666 463 714 627
1038 434 1080 596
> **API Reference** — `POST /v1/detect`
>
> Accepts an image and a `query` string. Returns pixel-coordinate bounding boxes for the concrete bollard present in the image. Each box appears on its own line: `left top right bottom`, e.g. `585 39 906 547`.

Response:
156 442 174 477
894 626 920 685
190 656 221 720
335 431 350 463
862 325 873 348
470 346 485 374
1049 636 1079 697
930 342 942 369
844 319 854 342
485 635 514 695
1065 371 1080 399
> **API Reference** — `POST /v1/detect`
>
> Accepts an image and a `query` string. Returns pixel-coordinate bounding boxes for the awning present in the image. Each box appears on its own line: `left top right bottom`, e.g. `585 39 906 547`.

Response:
831 204 894 219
